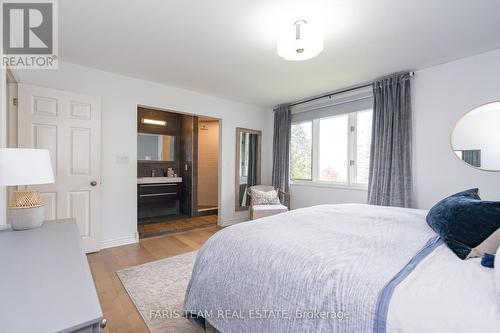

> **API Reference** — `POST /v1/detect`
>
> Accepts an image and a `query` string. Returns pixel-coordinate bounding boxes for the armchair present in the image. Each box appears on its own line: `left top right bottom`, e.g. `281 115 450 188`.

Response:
247 185 290 220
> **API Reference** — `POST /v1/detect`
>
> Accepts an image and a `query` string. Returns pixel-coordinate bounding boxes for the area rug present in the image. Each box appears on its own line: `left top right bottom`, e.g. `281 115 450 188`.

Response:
117 251 217 333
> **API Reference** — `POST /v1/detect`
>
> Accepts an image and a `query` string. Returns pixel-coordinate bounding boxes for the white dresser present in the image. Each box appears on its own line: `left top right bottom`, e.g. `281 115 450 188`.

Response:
0 219 104 332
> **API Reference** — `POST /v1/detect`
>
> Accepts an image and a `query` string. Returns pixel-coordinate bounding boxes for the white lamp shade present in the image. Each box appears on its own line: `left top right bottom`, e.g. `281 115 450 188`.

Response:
0 148 55 186
277 20 323 61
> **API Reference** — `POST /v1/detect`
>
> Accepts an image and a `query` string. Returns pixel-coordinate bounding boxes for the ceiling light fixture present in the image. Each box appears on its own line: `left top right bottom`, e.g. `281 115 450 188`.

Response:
141 118 167 126
277 20 323 61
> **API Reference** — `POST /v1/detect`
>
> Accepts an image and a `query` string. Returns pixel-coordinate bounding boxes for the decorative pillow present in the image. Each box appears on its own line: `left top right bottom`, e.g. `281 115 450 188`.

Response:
251 189 280 205
426 188 500 260
481 253 495 268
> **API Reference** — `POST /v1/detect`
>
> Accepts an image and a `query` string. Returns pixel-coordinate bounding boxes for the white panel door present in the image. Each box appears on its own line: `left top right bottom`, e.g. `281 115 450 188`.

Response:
18 84 101 253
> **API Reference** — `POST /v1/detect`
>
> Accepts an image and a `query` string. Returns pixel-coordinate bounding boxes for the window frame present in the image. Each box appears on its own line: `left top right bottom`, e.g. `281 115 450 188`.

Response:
290 109 372 190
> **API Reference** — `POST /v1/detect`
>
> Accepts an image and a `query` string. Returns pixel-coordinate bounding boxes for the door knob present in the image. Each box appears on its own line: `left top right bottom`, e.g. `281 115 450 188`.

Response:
90 181 98 186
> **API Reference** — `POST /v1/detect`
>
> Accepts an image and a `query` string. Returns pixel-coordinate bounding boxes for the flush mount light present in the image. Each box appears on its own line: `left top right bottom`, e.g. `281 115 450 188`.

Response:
277 20 323 61
141 118 167 126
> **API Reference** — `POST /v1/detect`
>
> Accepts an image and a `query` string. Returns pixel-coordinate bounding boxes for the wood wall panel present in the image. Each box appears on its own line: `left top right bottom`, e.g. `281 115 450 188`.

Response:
137 107 179 136
136 108 182 178
179 115 198 216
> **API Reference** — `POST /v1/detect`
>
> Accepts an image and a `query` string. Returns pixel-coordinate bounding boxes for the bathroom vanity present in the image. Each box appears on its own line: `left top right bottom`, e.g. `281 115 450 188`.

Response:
137 177 183 221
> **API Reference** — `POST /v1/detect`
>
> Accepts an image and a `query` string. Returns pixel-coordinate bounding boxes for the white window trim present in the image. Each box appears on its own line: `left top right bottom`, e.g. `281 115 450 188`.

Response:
290 110 371 190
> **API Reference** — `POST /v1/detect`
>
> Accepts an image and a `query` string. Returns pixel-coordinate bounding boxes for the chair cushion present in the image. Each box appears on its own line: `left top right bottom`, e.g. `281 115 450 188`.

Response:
251 189 280 205
253 204 288 211
252 204 288 219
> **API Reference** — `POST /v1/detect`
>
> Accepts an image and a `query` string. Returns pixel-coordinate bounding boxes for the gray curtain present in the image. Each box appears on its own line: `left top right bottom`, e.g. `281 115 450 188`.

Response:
272 105 291 198
462 150 481 167
367 72 413 207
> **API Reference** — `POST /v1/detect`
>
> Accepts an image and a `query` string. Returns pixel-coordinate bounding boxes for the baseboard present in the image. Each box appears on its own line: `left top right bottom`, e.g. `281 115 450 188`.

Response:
101 232 139 249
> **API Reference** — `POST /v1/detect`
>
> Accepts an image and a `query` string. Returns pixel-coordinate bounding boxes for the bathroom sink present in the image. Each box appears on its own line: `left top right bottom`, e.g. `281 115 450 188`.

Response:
137 177 182 184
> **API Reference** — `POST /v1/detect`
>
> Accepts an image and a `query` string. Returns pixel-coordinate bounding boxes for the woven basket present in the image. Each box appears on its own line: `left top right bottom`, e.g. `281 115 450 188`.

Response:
9 191 43 208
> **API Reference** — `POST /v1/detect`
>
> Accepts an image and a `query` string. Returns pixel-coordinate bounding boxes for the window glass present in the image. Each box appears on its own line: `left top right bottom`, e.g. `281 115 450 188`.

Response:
319 115 348 182
290 122 312 180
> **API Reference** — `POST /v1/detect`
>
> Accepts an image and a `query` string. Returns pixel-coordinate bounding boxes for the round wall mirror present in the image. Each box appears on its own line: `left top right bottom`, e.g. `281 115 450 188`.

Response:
451 101 500 171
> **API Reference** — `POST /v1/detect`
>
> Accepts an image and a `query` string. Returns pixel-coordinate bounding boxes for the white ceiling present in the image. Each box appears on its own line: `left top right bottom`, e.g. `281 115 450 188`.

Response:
60 0 500 107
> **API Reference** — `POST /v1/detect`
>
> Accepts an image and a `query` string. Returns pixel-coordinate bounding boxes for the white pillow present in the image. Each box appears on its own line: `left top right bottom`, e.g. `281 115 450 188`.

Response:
496 246 500 304
251 189 280 205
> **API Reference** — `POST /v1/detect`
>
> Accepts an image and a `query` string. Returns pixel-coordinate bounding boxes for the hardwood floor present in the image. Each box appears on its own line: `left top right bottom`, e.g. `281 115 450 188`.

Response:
87 225 221 333
138 214 217 238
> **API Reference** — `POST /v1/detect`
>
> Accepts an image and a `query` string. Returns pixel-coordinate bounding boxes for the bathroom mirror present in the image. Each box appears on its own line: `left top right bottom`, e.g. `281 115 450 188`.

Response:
451 101 500 171
235 128 262 211
137 133 175 161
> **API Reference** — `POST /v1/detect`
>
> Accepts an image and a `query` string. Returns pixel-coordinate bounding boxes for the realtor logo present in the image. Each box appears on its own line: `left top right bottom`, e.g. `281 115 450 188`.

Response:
1 0 58 69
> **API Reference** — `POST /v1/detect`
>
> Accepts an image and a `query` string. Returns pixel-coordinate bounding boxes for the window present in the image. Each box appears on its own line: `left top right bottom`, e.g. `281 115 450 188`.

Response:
319 115 348 182
290 121 312 180
290 109 373 187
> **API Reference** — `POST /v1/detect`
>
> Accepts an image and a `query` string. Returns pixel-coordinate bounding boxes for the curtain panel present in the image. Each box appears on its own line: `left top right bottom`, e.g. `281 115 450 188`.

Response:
462 150 481 168
272 105 291 198
367 72 413 208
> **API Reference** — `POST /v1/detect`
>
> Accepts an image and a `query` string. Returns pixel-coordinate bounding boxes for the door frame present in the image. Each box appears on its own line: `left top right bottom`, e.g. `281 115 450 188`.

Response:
1 69 18 226
196 117 221 216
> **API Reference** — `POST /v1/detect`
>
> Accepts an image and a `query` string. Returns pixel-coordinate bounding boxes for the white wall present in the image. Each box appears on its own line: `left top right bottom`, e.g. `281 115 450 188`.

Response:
413 48 500 208
14 61 271 246
286 48 500 210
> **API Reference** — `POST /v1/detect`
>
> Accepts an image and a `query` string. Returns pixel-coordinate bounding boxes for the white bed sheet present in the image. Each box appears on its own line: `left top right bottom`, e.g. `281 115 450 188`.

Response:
388 244 500 333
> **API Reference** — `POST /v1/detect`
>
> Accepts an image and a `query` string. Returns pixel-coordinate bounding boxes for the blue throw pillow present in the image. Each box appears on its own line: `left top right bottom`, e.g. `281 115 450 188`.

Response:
481 253 495 268
426 189 500 260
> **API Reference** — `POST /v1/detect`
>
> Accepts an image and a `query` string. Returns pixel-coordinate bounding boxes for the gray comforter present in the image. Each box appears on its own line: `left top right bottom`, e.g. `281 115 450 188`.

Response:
184 204 435 333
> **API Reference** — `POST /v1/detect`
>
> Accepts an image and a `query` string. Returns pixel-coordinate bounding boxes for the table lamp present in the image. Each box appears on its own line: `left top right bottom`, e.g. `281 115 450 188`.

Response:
0 148 55 230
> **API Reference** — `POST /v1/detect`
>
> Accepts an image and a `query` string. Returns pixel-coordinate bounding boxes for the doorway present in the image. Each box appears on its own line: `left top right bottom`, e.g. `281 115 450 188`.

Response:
136 107 220 238
197 117 219 216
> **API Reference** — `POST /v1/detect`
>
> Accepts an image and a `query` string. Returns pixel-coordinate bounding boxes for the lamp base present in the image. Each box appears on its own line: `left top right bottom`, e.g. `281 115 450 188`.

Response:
9 206 45 230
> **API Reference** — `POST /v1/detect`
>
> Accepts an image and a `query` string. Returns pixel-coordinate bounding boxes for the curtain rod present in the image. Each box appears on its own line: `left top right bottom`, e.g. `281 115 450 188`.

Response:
289 71 415 108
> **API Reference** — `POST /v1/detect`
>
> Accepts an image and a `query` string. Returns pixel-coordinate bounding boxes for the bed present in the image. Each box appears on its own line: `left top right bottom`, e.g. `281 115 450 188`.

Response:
184 204 500 333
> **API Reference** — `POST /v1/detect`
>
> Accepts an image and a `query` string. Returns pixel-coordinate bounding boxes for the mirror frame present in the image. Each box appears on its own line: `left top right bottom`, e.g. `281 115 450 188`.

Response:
450 100 500 173
235 127 262 211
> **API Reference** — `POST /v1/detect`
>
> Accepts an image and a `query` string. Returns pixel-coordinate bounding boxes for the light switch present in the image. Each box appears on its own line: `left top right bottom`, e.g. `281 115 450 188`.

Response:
116 155 129 164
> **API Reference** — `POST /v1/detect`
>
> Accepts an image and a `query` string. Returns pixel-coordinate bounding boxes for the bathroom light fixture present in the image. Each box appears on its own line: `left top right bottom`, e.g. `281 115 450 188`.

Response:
277 20 323 61
141 118 167 126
